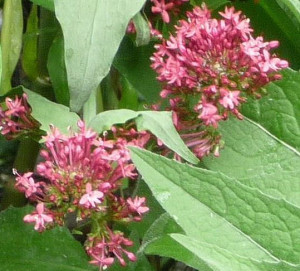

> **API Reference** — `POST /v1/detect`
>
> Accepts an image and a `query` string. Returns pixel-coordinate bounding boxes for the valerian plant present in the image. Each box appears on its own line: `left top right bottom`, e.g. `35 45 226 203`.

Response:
0 1 300 271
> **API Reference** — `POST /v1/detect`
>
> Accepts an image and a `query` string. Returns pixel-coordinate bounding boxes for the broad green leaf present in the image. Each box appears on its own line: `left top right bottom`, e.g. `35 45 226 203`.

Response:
144 235 214 271
47 35 70 106
275 0 300 31
135 111 199 164
202 117 300 208
88 109 138 133
0 0 23 94
118 76 139 110
130 147 300 268
242 69 300 150
54 0 147 112
30 0 55 11
0 206 96 271
88 110 198 164
170 234 299 271
142 212 183 245
114 37 161 103
132 12 151 47
24 88 80 134
22 5 39 81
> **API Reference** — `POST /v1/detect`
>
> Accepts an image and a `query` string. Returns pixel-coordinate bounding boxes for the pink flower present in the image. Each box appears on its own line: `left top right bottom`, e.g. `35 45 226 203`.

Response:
88 229 137 269
198 102 222 128
79 183 104 209
14 171 43 199
127 197 149 221
127 197 149 214
219 88 241 110
23 203 53 232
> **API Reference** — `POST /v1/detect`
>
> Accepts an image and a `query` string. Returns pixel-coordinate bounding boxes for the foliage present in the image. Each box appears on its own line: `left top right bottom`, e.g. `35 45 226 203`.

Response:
0 0 300 270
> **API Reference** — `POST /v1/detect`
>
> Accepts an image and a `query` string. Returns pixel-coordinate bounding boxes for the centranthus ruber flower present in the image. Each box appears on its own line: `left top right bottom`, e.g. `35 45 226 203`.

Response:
23 203 53 232
0 93 38 139
151 4 288 158
15 121 150 269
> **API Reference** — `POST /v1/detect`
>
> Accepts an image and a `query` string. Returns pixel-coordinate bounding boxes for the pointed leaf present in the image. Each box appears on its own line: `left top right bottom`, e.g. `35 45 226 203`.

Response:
0 206 96 271
24 88 80 134
54 0 147 112
130 147 300 268
0 0 23 94
135 111 199 164
88 110 198 164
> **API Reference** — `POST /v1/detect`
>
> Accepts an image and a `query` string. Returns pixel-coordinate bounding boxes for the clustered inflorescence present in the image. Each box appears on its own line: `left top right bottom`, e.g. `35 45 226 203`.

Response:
0 94 38 139
14 121 150 269
151 4 288 158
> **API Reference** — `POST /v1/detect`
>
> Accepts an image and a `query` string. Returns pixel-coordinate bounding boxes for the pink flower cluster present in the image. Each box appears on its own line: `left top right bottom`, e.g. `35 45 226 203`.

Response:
15 121 150 269
0 94 38 139
151 5 288 158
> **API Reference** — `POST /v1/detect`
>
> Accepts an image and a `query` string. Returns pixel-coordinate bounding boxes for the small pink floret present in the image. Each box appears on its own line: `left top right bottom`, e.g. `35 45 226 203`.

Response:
23 203 53 232
79 183 104 209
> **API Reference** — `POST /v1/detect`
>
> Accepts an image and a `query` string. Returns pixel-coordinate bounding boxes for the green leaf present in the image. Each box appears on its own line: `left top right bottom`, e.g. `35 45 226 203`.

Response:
142 213 205 271
22 4 39 81
24 88 80 134
54 0 147 112
30 0 55 11
202 117 300 208
132 12 151 46
142 212 184 245
0 206 96 271
242 69 300 150
135 111 199 164
47 35 70 106
88 109 138 133
88 110 198 164
118 76 139 110
169 234 299 271
0 0 23 95
145 235 213 271
275 0 300 31
130 147 300 269
114 36 161 103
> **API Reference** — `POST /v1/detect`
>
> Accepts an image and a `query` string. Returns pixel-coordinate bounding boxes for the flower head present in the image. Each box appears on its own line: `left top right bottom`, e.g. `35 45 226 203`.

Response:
15 121 150 268
151 4 288 158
